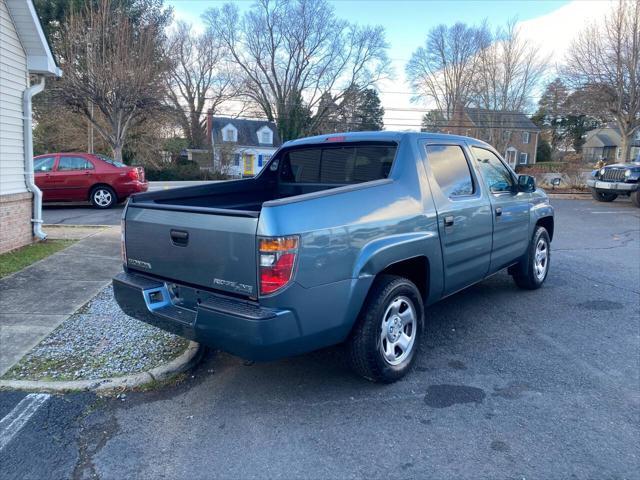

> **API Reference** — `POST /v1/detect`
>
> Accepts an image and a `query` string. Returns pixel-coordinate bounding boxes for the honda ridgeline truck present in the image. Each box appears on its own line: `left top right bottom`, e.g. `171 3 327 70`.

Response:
113 132 554 382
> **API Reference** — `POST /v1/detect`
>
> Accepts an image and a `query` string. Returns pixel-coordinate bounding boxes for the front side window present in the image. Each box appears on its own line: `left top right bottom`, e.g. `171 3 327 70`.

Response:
34 156 55 172
280 144 396 184
57 156 94 171
472 147 514 193
425 145 474 198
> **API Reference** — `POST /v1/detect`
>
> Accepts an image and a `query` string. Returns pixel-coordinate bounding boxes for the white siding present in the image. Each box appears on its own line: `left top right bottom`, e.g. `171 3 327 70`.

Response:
0 0 28 195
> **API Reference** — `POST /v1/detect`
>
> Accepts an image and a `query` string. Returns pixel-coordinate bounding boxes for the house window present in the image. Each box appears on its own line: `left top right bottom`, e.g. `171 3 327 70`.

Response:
233 153 240 166
258 127 273 145
518 152 528 165
505 149 517 167
223 125 237 142
503 130 511 141
522 131 530 144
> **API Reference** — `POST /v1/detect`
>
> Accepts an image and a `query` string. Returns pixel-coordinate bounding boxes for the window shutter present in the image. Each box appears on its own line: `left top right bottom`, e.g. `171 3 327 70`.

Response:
258 154 263 167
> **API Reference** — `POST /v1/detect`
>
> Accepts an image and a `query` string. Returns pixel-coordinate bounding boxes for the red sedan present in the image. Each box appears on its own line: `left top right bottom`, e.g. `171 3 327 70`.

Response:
33 153 148 208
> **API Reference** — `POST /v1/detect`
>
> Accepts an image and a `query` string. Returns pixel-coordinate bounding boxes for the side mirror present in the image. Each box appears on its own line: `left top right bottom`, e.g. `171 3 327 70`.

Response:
518 174 536 193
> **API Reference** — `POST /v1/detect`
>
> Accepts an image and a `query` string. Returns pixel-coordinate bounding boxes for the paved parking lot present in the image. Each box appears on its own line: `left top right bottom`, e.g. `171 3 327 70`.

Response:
42 181 216 226
1 198 638 479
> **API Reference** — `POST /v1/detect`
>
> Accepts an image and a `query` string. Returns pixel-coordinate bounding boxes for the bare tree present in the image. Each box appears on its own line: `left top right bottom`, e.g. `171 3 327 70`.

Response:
165 21 236 148
471 20 548 151
203 0 390 141
56 0 169 162
406 22 489 119
564 0 640 161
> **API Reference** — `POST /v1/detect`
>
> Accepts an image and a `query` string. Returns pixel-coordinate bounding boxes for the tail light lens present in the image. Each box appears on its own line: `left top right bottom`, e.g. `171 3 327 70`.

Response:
120 219 127 265
258 236 298 295
127 168 139 181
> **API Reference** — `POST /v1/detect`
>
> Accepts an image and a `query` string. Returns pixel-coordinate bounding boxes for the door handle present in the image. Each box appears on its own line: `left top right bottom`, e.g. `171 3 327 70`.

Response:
444 216 454 227
495 207 503 217
170 229 189 246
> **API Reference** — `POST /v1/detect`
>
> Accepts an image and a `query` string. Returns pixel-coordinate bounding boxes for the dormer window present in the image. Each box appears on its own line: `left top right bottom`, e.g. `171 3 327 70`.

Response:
222 123 237 142
257 126 273 145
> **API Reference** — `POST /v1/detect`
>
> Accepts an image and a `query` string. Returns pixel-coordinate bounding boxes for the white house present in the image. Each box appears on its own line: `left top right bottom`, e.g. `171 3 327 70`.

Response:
0 0 61 253
207 113 282 177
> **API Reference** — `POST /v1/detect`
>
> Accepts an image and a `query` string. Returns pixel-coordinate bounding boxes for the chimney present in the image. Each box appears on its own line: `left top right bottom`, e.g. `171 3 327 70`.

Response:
206 109 213 145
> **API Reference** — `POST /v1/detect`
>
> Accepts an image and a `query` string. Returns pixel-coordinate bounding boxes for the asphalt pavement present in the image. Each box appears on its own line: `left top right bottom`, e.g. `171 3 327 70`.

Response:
42 181 217 226
1 198 639 479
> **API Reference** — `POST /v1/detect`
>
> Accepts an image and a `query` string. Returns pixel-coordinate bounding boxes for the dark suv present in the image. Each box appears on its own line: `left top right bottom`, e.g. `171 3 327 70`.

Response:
587 162 640 207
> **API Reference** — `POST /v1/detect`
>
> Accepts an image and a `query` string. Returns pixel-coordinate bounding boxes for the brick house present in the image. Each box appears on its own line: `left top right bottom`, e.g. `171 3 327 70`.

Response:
206 113 282 177
0 0 61 253
442 108 540 167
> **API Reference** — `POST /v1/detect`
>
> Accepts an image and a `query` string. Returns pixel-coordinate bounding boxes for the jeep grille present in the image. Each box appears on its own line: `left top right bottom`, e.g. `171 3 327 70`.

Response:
601 168 626 182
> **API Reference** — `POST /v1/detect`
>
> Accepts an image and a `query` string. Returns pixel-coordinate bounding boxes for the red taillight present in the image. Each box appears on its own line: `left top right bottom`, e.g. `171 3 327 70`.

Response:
258 236 298 295
127 168 139 181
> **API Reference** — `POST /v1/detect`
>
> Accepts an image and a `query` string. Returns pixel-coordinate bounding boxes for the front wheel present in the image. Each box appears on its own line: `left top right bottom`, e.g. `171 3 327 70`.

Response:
631 191 640 208
347 275 423 383
510 226 551 290
590 188 618 202
90 186 116 209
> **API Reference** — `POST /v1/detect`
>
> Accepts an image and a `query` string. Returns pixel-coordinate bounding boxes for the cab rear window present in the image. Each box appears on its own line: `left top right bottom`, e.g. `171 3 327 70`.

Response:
280 144 396 184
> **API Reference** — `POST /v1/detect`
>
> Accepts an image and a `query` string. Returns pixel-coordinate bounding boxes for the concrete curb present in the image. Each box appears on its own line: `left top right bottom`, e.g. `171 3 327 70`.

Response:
0 341 202 393
548 193 591 199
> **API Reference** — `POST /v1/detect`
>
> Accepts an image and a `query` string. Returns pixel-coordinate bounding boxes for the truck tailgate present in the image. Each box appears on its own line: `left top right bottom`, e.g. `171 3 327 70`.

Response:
124 206 259 297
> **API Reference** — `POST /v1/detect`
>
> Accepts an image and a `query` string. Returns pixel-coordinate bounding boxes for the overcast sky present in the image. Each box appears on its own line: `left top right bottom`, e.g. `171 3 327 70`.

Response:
167 0 615 130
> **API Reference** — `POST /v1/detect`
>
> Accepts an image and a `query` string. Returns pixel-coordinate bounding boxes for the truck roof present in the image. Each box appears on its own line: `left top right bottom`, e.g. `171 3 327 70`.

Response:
282 130 492 149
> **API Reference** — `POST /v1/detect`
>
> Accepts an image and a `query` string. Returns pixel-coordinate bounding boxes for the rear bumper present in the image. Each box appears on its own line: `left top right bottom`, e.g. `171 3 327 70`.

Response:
112 271 358 361
586 179 638 192
117 181 149 198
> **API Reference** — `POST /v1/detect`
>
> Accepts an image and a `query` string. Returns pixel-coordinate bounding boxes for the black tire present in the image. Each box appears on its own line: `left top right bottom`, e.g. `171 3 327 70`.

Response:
631 191 640 208
511 226 551 290
90 185 117 209
347 275 424 383
590 188 618 202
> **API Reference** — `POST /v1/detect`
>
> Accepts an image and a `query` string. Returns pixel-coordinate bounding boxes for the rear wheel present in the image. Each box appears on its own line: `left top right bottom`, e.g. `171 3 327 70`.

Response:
590 188 618 202
510 226 550 290
631 191 640 208
90 186 116 209
347 275 423 383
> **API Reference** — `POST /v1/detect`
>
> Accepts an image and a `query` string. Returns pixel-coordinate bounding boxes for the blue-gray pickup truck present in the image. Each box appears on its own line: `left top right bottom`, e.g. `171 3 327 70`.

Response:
113 132 554 382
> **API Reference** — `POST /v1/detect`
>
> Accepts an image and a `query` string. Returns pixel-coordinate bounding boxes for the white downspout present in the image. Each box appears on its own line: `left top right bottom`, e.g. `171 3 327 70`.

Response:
23 76 46 240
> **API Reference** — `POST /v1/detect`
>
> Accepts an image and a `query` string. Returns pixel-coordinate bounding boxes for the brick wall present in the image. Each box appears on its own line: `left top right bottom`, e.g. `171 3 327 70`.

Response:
0 192 33 253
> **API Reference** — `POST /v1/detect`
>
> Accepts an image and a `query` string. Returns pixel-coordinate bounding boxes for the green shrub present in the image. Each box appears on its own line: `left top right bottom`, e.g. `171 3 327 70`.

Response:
145 162 228 181
536 138 552 162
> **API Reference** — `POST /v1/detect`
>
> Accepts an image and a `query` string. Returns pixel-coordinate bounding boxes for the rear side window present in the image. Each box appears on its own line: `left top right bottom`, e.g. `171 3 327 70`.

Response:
58 156 94 171
280 144 396 184
425 145 474 197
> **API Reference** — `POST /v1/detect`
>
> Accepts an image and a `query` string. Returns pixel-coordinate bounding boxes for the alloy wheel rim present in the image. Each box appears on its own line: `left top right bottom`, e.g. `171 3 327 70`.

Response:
379 295 417 366
94 189 112 207
534 238 548 281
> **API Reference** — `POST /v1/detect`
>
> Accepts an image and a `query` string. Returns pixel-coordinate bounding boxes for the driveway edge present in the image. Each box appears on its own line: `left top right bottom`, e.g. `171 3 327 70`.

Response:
0 341 203 393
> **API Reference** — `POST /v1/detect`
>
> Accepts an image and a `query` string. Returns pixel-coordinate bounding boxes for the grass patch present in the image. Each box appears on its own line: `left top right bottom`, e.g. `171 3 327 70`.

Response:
0 239 76 278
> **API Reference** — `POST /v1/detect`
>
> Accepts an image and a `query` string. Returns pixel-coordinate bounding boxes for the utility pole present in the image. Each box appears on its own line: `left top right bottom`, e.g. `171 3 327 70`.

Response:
88 102 94 153
87 33 94 153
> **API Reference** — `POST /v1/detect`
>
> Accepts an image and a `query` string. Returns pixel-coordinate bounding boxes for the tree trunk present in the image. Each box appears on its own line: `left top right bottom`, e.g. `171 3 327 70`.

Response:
112 143 124 163
620 133 631 162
